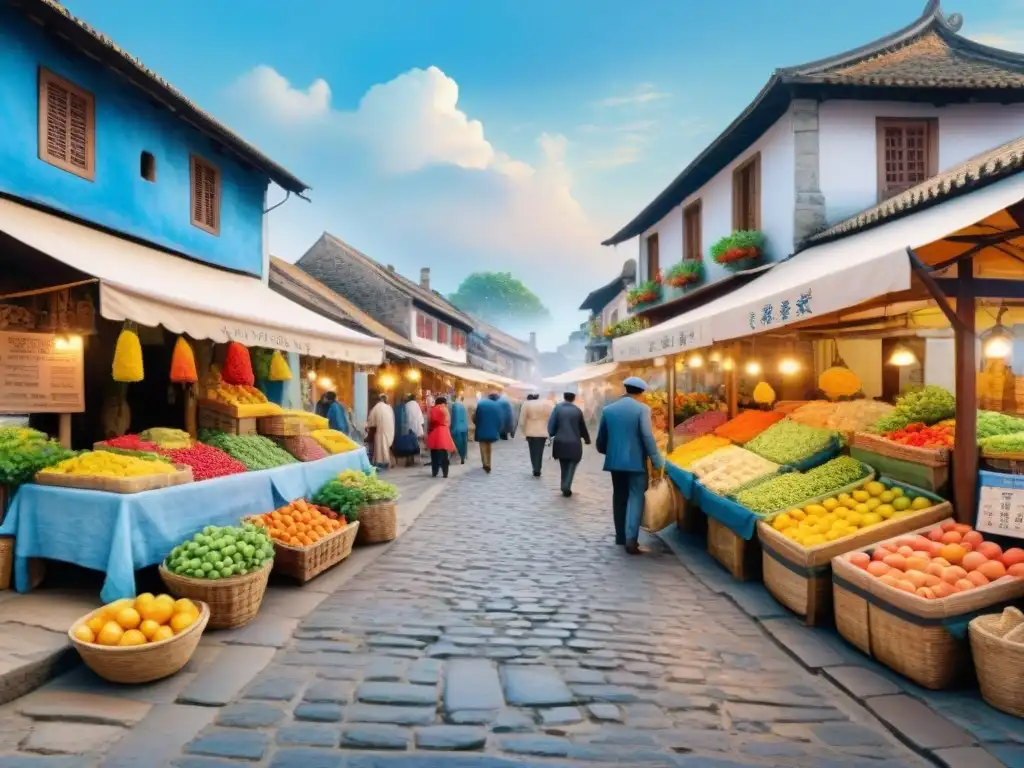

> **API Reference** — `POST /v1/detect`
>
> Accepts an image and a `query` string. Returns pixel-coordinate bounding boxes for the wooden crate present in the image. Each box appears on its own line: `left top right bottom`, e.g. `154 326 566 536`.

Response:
34 464 193 494
198 406 257 436
198 399 281 419
706 517 761 581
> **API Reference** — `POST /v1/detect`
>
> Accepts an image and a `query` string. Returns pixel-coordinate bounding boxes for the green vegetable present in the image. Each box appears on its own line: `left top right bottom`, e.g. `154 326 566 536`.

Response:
312 481 365 520
976 411 1024 440
732 456 867 515
980 432 1024 454
870 386 955 433
165 523 274 579
200 430 297 470
744 421 836 465
0 427 77 487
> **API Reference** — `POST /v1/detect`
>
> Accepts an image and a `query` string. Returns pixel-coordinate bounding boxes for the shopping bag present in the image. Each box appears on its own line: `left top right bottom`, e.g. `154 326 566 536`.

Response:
642 474 676 533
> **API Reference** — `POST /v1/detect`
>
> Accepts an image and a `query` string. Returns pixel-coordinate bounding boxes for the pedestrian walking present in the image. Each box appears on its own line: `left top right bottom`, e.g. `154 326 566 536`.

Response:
595 377 665 554
365 394 395 470
315 390 351 434
498 393 515 440
426 396 456 478
548 392 590 497
518 393 554 477
473 392 503 473
393 393 423 467
450 394 469 464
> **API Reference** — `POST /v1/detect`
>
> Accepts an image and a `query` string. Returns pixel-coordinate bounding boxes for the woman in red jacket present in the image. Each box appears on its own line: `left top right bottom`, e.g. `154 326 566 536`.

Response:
426 396 457 478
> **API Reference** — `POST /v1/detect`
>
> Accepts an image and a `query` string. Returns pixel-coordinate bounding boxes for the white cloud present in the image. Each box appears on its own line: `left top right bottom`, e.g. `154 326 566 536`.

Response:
968 31 1024 52
595 83 670 108
229 65 332 122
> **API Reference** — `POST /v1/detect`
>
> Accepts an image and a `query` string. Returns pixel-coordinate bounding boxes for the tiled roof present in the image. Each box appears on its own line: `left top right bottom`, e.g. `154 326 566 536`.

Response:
602 1 1024 247
579 259 636 312
467 314 536 360
803 133 1024 247
20 0 307 193
268 257 413 349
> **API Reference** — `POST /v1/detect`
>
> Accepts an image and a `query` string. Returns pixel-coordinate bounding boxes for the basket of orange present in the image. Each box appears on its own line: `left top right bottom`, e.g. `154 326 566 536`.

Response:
68 593 209 684
246 499 359 582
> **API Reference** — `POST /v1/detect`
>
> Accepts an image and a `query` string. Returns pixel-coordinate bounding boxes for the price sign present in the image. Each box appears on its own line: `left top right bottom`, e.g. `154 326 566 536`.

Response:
977 470 1024 540
0 331 84 414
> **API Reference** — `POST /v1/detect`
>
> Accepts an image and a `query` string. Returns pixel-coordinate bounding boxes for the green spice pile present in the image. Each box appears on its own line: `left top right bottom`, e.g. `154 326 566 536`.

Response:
200 430 297 470
870 386 955 433
976 411 1024 440
0 427 76 487
980 432 1024 454
732 456 868 515
744 420 837 465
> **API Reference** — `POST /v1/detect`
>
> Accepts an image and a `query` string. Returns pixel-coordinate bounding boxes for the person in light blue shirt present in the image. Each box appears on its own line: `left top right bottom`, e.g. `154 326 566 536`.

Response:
315 391 350 434
596 377 665 554
450 394 469 465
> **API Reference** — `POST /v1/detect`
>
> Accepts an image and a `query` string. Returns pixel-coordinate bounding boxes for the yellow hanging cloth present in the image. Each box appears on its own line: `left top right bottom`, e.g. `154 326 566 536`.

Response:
268 350 292 381
111 327 144 383
169 336 198 383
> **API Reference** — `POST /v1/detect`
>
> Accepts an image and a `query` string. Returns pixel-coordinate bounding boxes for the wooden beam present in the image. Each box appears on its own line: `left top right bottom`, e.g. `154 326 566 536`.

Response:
932 278 1024 299
727 343 739 418
907 248 968 333
667 354 676 454
1006 199 1024 229
953 259 977 526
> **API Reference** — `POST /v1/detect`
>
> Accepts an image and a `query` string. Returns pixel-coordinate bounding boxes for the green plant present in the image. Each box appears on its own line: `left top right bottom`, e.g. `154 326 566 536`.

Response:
665 260 704 287
710 230 765 268
602 317 648 339
626 279 662 308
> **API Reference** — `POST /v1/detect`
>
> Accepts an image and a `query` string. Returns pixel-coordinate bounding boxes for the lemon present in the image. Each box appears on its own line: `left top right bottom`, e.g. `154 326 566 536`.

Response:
876 504 895 519
115 607 142 631
73 624 96 644
842 497 859 509
173 598 199 617
119 629 147 646
805 504 827 518
879 491 895 504
790 508 807 521
140 600 173 625
152 625 175 643
854 503 870 515
139 619 161 640
822 498 839 511
170 611 197 634
154 594 175 608
864 498 881 510
773 514 794 531
104 598 134 621
852 490 870 503
86 616 105 634
865 481 886 497
890 487 905 498
861 512 882 526
911 497 932 511
892 496 911 511
97 621 125 646
837 493 852 504
846 512 864 527
805 534 827 546
783 528 799 541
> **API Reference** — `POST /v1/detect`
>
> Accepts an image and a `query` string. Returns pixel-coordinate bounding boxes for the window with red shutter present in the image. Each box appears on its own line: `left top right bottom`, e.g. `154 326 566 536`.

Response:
190 154 221 235
437 323 448 345
38 68 95 181
876 119 938 201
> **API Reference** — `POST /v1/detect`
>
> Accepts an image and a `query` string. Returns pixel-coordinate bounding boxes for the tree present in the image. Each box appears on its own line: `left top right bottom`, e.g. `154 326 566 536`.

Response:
448 272 550 325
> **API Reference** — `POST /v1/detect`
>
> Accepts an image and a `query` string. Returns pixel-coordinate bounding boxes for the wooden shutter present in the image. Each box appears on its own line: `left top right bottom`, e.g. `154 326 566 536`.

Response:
732 154 760 231
877 119 938 200
437 323 448 345
646 233 660 279
38 68 95 181
683 200 702 260
190 154 221 235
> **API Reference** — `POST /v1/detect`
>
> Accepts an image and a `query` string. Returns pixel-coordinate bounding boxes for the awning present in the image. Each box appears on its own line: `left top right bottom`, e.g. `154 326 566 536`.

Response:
0 198 383 365
399 352 506 387
543 361 619 385
613 172 1024 362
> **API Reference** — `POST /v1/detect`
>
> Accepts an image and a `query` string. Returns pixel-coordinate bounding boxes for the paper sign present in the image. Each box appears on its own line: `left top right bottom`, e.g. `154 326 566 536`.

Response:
0 331 84 414
977 471 1024 540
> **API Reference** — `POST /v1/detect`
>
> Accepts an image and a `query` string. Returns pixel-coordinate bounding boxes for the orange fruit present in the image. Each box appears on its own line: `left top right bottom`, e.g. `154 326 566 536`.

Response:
97 621 125 646
73 624 96 644
154 594 175 608
104 598 134 620
151 625 175 643
173 598 199 616
140 600 173 625
86 616 105 634
139 619 161 640
115 607 142 630
169 611 197 634
118 629 147 646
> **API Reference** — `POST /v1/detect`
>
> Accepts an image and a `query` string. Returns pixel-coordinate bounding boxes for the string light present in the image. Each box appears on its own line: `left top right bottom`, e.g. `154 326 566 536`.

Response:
984 307 1012 359
778 358 800 375
744 360 762 376
306 370 317 381
687 353 703 368
378 372 397 389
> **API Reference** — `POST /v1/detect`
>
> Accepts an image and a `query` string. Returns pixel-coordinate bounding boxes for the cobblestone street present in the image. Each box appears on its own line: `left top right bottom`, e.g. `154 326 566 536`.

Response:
0 445 936 767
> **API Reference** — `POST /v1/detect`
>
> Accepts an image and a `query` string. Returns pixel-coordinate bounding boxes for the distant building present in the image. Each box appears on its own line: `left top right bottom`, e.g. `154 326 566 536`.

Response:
466 316 537 382
578 260 636 363
556 330 587 366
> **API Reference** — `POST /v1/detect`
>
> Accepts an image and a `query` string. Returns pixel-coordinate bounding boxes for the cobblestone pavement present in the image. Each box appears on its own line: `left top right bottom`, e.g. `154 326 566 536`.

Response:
0 444 932 767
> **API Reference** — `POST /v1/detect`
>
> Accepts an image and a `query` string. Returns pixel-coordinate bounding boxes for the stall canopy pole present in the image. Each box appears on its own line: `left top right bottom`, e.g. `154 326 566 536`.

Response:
728 343 739 419
667 354 676 454
953 258 977 525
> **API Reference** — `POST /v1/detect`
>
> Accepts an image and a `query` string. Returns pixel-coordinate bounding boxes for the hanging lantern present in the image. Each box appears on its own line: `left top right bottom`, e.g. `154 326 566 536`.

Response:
753 381 776 405
269 350 292 381
112 326 144 382
251 348 273 381
222 341 255 385
168 336 198 383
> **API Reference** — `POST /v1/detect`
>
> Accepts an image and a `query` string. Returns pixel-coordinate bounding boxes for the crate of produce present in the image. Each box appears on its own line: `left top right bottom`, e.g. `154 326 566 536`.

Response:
247 499 359 582
788 400 895 441
272 435 329 463
969 607 1024 718
744 420 840 470
258 410 328 437
730 456 874 517
758 478 951 625
713 409 785 445
34 452 193 494
707 517 761 581
690 446 779 497
198 405 258 436
200 433 298 471
160 524 276 629
313 470 400 545
310 429 360 455
676 411 729 439
831 519 1024 689
68 595 209 684
665 435 732 470
200 383 283 419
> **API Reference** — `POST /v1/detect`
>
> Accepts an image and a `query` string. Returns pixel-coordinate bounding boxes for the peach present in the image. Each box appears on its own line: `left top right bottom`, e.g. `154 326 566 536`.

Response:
1001 548 1024 567
928 527 945 542
878 574 900 588
939 544 967 565
954 578 976 592
962 531 984 548
905 557 931 573
977 560 1007 582
941 521 959 532
904 571 929 589
922 574 942 588
928 541 945 556
897 546 916 558
932 557 951 568
916 587 936 599
872 547 893 562
966 571 990 588
932 582 956 598
895 580 917 593
961 552 988 572
1008 563 1024 578
953 523 973 534
925 563 945 578
910 535 933 550
977 542 1003 560
942 566 968 584
941 531 963 544
883 554 907 571
849 552 871 569
894 537 916 549
867 561 892 577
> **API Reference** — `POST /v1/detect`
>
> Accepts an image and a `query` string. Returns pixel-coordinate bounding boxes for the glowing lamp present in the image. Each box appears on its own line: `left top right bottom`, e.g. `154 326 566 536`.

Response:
406 368 421 382
688 353 703 368
306 370 317 381
722 358 735 371
744 360 762 376
778 358 800 376
984 325 1013 359
888 344 916 367
378 372 397 389
654 356 666 367
318 377 333 389
708 350 722 363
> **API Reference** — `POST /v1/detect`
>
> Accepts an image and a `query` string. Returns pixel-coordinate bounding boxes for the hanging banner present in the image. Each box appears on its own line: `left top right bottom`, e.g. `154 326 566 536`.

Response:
0 331 85 414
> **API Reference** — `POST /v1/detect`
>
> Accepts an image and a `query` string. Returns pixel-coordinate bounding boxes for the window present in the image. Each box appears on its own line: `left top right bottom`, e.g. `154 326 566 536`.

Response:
877 118 938 200
140 151 156 182
416 313 434 341
38 68 95 181
732 153 760 231
437 323 448 345
415 313 425 339
683 200 702 260
452 330 466 350
645 233 660 280
190 154 221 235
609 310 619 326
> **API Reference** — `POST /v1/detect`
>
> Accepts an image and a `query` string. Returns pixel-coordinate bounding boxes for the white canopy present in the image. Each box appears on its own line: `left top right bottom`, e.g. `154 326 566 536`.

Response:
0 198 384 365
613 173 1024 362
543 361 619 385
403 353 507 387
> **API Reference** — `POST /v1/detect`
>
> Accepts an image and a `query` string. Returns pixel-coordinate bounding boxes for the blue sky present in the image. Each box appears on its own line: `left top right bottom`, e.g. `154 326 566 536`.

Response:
63 0 1024 349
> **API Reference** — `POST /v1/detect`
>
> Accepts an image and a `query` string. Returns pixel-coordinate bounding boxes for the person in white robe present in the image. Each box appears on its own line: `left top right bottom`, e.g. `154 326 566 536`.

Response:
365 394 395 469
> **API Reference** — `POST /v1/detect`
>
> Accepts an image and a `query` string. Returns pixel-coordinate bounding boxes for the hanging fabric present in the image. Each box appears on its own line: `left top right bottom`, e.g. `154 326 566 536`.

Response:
169 336 198 384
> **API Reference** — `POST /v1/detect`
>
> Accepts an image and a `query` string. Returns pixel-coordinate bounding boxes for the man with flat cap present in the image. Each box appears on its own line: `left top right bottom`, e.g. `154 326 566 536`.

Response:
595 377 665 554
547 391 590 497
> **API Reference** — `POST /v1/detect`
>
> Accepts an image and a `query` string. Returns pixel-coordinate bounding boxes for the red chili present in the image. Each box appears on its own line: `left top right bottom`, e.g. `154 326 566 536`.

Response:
102 434 160 452
159 443 247 481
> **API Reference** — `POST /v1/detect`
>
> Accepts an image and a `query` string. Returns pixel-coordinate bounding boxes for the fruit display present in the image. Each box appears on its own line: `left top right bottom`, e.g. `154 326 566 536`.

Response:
789 400 894 436
71 593 202 646
158 442 247 481
199 431 298 471
675 411 729 438
274 436 329 462
745 420 838 465
870 385 955 433
980 432 1024 454
713 409 785 444
0 427 76 487
139 428 192 449
99 434 161 452
310 429 359 454
204 383 281 418
771 478 937 546
840 521 1024 599
733 456 868 515
313 469 399 519
665 435 731 468
249 498 348 548
164 524 275 579
38 451 178 478
882 422 953 449
976 410 1024 440
277 410 329 431
691 446 779 495
336 469 399 503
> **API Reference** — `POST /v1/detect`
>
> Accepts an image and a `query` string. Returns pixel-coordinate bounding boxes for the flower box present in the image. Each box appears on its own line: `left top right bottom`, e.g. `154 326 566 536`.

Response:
711 231 765 271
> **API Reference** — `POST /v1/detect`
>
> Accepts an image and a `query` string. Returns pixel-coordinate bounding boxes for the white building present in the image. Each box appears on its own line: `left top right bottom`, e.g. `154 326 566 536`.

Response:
578 259 636 362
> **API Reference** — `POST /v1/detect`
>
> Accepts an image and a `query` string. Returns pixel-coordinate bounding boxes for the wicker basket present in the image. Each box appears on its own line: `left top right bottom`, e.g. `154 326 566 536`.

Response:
969 613 1024 717
68 602 210 684
159 561 271 629
0 537 46 591
706 517 760 581
355 502 398 545
198 406 258 436
259 521 359 582
831 518 1024 689
258 415 314 437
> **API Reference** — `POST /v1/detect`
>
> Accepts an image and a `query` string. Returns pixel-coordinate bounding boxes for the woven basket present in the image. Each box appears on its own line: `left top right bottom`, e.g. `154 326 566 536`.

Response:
851 432 949 467
263 521 359 582
355 502 398 545
0 537 46 591
68 602 210 684
831 518 1024 689
706 518 760 581
159 561 271 629
258 415 313 437
969 613 1024 717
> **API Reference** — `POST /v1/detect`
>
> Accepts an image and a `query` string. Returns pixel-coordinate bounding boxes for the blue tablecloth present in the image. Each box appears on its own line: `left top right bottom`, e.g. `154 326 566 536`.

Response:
665 462 698 500
694 483 762 541
0 449 371 602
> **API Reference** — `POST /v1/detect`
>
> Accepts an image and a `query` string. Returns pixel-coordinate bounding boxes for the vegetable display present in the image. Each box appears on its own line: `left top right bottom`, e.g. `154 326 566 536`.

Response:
250 499 348 548
691 446 779 495
277 410 329 431
310 429 359 454
139 428 192 449
159 443 247 481
0 427 76 487
200 431 298 470
275 436 328 462
870 386 955 433
164 524 274 579
976 411 1024 440
882 422 953 449
39 451 178 478
666 435 731 468
980 432 1024 454
313 469 399 518
744 420 837 465
675 411 728 438
789 400 894 436
732 456 868 515
337 469 400 503
771 478 935 547
713 410 785 444
100 434 161 452
842 522 1024 599
72 593 201 646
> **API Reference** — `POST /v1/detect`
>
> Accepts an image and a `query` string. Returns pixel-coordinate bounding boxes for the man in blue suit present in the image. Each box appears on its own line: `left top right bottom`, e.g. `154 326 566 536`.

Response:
596 377 665 554
473 392 504 473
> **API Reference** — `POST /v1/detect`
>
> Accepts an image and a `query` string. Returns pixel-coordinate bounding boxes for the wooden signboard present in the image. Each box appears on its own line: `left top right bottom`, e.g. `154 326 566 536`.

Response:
0 331 84 414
